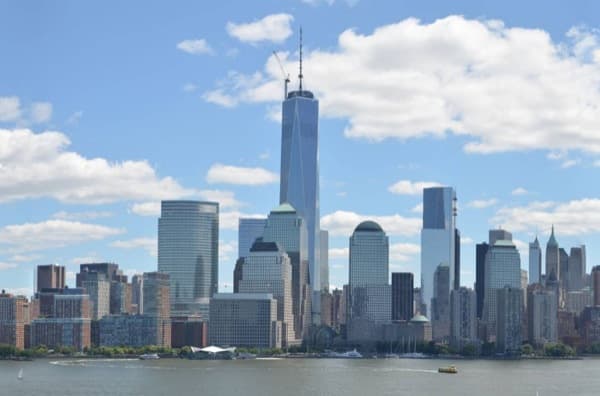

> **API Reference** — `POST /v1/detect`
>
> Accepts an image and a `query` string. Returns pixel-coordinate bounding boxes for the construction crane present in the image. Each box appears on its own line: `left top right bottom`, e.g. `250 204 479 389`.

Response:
273 51 290 99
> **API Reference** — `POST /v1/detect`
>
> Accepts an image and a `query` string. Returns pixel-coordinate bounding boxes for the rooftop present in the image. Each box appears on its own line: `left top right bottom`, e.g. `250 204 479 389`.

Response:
354 220 383 233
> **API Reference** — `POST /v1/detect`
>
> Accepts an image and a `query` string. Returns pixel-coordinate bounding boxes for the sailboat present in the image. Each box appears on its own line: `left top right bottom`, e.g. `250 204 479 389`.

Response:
17 368 23 380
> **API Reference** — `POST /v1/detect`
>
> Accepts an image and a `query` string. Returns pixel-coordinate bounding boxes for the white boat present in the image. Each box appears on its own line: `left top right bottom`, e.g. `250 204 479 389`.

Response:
17 368 23 380
327 349 363 358
139 353 160 360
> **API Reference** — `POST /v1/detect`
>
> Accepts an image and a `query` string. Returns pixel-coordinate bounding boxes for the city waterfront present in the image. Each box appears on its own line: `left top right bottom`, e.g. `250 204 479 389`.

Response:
2 357 599 395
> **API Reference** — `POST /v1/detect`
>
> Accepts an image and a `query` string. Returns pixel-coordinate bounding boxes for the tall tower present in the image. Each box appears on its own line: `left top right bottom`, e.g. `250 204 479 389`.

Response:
279 30 321 324
158 201 219 318
420 186 456 318
545 226 560 281
528 237 542 285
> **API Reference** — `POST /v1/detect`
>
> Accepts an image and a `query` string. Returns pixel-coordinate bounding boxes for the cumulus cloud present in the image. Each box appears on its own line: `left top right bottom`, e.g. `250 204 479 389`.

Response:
220 211 265 230
0 128 194 204
226 14 294 44
52 211 113 221
390 242 420 262
329 247 349 259
0 220 124 252
511 187 529 196
467 198 498 209
111 237 157 257
219 240 238 263
321 210 421 237
130 190 242 217
388 180 442 195
0 97 22 122
206 163 278 185
207 16 600 154
176 39 213 55
0 262 18 270
411 203 423 213
491 199 600 236
130 202 161 217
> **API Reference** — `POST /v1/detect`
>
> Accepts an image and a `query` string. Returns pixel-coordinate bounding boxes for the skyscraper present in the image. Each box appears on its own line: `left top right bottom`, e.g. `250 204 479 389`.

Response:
529 237 542 285
431 264 450 341
348 221 391 323
496 286 523 355
392 272 414 321
279 36 321 323
527 284 558 346
475 242 489 319
546 226 560 281
320 230 329 291
489 229 512 246
592 266 600 306
238 218 267 259
261 203 310 340
450 287 477 350
158 200 219 317
483 238 521 336
559 248 569 290
37 264 65 292
569 246 586 291
454 228 461 290
420 186 456 318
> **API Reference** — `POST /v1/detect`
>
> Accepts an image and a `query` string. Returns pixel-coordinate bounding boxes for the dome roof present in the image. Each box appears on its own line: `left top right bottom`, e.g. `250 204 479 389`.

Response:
410 314 430 323
354 220 383 232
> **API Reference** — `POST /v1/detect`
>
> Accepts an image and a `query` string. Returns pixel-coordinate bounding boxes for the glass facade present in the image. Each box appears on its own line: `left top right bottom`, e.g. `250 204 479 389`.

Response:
279 89 321 323
238 218 267 259
420 187 456 318
158 201 219 317
320 230 329 291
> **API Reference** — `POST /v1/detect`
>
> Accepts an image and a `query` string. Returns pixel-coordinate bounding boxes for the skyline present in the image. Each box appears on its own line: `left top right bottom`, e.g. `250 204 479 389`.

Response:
3 1 600 297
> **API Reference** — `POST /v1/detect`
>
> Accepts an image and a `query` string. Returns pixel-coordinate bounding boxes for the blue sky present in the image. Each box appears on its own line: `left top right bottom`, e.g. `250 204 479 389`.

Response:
2 0 600 296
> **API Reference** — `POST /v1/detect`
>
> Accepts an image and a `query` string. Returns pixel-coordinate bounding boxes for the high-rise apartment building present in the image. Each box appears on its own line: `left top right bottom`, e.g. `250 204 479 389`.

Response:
420 187 456 318
37 264 65 292
527 284 558 346
0 291 27 349
529 237 542 285
158 200 219 317
392 273 414 321
496 286 523 355
279 51 321 323
450 287 477 349
238 218 267 259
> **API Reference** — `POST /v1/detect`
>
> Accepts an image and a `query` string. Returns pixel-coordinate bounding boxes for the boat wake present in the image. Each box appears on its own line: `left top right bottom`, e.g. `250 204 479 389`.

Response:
49 359 175 370
373 367 438 374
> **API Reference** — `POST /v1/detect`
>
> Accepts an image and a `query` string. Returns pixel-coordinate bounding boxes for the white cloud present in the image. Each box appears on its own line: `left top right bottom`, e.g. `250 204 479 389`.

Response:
52 210 113 221
467 198 498 209
460 237 474 245
10 254 41 263
219 240 238 263
71 254 103 265
511 187 529 196
259 151 270 160
0 262 17 270
0 97 21 122
65 111 83 125
208 16 600 154
111 237 157 257
0 128 194 204
411 203 423 213
388 180 442 195
198 189 243 208
594 160 600 167
390 242 420 262
206 163 278 185
30 102 52 123
321 210 421 237
547 151 567 161
0 220 124 252
220 211 265 230
561 158 581 168
329 247 349 259
130 202 161 217
336 191 347 197
202 89 238 108
3 287 32 296
226 14 294 44
182 83 198 92
491 198 600 236
176 39 213 55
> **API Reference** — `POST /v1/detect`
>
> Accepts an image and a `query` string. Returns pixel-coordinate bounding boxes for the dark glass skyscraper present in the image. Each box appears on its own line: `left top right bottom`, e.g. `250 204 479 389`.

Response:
158 201 219 318
475 242 489 319
392 272 414 321
279 51 321 323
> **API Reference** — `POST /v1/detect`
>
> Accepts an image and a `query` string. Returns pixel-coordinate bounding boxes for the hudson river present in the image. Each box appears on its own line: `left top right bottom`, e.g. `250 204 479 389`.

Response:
1 357 598 395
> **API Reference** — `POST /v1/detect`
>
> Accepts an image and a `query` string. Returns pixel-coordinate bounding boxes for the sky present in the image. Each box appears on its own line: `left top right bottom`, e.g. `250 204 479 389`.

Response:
2 0 600 296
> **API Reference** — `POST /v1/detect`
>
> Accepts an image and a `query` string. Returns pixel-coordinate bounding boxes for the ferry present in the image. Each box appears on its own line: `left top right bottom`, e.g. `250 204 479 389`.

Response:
438 365 458 374
139 353 160 360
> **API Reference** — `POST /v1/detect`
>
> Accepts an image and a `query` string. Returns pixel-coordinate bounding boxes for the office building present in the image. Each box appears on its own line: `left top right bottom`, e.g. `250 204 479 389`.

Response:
392 273 414 321
569 246 586 291
450 287 477 349
529 237 542 285
475 242 489 319
527 284 558 346
279 50 321 324
489 229 512 246
209 293 281 349
483 238 521 337
80 272 110 320
431 264 450 340
131 274 143 314
566 289 593 315
99 315 171 348
110 281 132 315
261 203 310 340
320 230 329 291
593 266 600 306
238 218 267 259
454 228 461 290
239 241 296 346
37 264 65 292
233 258 244 293
496 286 523 355
171 316 208 348
559 248 569 290
420 187 456 318
0 291 27 349
158 200 219 317
76 262 120 286
546 226 560 281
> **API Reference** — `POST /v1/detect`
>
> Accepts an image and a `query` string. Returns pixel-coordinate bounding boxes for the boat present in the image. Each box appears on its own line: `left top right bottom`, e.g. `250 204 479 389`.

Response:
139 353 160 360
438 365 458 374
17 368 23 380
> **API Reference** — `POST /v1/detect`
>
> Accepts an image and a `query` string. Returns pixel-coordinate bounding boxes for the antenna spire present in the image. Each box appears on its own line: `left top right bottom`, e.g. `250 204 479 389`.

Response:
298 27 303 92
